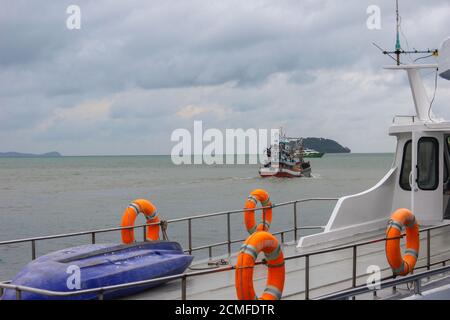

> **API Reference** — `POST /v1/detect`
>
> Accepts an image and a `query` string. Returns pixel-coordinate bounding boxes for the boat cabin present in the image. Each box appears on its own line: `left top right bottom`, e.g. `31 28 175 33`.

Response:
299 38 450 248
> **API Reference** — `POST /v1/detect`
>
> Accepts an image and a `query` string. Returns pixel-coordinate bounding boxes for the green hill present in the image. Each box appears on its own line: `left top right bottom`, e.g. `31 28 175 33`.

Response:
303 138 350 153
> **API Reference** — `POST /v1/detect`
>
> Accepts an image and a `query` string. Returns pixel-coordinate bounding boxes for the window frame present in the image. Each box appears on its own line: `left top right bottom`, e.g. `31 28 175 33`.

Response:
417 136 439 191
399 140 412 191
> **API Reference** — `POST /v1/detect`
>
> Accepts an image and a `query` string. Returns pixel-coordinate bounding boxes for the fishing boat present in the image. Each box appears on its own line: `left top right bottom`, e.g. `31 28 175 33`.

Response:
259 131 312 178
2 3 450 301
302 148 324 158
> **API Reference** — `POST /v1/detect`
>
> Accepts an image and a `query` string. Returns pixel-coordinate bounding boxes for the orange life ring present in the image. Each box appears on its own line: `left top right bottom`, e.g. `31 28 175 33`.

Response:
244 189 272 234
121 199 160 244
385 208 420 276
235 231 285 300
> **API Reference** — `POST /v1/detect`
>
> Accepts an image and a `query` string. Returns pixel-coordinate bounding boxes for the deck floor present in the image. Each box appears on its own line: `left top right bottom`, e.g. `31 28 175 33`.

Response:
124 226 450 300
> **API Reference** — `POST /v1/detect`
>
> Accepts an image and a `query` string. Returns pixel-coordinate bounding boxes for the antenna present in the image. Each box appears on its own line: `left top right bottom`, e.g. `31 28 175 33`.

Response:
377 0 439 65
395 0 401 65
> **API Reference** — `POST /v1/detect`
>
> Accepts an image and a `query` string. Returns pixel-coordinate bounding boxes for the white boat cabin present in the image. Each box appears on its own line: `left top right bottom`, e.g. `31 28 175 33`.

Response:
299 38 450 248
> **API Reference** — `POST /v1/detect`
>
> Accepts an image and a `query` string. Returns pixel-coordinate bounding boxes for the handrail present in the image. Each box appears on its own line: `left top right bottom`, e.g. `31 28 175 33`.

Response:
2 222 450 300
0 197 337 246
316 264 450 300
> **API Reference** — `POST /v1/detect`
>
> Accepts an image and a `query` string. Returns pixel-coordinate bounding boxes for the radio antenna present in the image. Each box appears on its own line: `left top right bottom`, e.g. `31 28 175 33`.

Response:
395 0 401 65
379 0 438 65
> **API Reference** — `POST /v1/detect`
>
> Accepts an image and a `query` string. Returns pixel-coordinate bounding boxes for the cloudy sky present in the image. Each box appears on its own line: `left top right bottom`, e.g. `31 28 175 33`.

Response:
1 0 450 155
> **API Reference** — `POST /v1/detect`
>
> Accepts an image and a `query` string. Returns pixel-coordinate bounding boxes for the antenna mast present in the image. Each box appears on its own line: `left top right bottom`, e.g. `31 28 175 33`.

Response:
395 0 401 65
378 0 438 65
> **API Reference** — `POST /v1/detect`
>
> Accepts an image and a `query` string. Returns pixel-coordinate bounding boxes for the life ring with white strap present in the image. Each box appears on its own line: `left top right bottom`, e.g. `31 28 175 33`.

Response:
385 208 420 276
244 189 272 234
121 199 160 244
235 231 285 300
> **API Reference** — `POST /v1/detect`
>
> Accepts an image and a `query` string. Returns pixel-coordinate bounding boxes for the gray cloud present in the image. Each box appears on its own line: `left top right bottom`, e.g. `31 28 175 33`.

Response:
1 0 450 154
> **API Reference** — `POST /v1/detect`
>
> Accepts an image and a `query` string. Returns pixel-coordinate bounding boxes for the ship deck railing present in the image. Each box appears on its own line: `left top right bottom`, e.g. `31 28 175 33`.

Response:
1 198 450 300
0 197 337 260
317 263 450 300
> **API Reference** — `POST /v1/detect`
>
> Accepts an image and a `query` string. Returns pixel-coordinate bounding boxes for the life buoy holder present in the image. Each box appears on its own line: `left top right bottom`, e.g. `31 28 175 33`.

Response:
235 231 285 300
244 189 272 234
385 208 420 276
121 199 160 244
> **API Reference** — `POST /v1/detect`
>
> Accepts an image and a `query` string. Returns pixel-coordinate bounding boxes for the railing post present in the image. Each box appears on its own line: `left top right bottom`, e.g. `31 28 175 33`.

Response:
208 246 212 260
305 255 310 300
16 288 21 300
31 240 36 260
227 213 231 256
91 232 96 244
181 275 187 300
98 290 104 300
427 229 431 270
143 225 147 242
414 279 422 295
0 286 3 297
293 202 298 241
281 232 285 244
352 246 357 288
188 219 192 255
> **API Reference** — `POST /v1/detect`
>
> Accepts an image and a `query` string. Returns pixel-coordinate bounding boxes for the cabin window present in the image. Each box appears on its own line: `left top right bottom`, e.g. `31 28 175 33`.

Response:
400 140 412 190
417 137 439 191
445 136 450 183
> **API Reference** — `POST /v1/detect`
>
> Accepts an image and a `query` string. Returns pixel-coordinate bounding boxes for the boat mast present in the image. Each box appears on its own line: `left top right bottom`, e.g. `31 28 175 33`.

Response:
395 0 401 65
378 0 438 65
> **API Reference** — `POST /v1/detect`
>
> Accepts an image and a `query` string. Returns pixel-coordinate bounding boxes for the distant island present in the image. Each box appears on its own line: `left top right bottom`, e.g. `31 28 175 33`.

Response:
0 151 62 158
303 138 351 154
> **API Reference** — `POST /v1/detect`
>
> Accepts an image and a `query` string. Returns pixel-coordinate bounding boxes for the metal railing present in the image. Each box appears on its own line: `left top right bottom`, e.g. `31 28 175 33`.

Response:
1 219 450 300
0 198 336 261
0 197 337 299
1 195 450 300
317 264 450 300
392 115 418 124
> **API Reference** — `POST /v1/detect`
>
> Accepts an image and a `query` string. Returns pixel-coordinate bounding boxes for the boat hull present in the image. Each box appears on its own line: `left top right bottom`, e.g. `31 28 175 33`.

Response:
303 153 324 158
1 241 193 300
259 166 311 178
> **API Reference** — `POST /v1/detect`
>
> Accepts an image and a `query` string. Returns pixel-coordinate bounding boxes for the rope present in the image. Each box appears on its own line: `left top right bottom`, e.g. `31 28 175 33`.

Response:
160 220 169 241
188 259 230 270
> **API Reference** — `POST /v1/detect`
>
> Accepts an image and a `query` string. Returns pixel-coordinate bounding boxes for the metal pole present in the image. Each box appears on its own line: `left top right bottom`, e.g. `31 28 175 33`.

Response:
16 289 21 300
305 255 310 300
98 291 104 300
352 246 357 288
427 230 431 270
414 279 421 295
143 225 147 242
281 232 285 244
393 275 397 293
294 202 298 240
188 219 192 255
31 240 36 260
208 246 212 260
227 213 231 256
181 275 187 300
91 232 96 244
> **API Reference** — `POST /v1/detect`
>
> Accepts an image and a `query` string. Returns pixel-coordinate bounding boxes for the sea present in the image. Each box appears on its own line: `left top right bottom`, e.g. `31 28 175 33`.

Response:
0 153 394 280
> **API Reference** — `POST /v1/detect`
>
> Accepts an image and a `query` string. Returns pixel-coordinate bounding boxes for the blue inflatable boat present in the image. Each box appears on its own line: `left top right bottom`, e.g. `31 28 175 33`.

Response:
1 241 193 300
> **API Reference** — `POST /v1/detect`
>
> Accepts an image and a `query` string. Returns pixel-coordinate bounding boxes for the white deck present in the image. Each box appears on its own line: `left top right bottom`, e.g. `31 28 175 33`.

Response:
124 226 450 300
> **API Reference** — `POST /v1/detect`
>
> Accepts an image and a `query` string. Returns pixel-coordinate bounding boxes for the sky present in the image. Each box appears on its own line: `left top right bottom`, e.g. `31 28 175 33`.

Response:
1 0 450 155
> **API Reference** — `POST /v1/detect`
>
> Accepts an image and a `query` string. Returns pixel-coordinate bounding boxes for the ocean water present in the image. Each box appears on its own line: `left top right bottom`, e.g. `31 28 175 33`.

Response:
0 153 393 280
